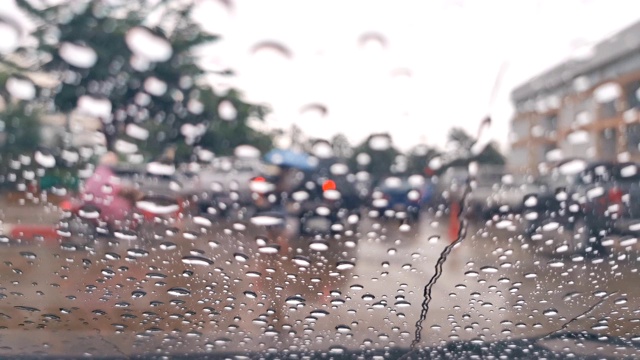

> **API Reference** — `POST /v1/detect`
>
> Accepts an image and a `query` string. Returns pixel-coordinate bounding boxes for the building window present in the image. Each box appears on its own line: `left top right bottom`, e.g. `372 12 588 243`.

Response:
625 80 640 109
512 120 529 139
599 100 617 119
628 123 640 153
543 115 557 136
509 147 528 167
600 128 617 160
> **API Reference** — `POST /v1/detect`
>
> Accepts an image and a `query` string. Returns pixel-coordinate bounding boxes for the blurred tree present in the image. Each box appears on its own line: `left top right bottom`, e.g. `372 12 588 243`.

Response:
0 103 42 161
406 144 440 175
331 133 352 159
348 133 399 183
442 127 505 169
8 0 270 162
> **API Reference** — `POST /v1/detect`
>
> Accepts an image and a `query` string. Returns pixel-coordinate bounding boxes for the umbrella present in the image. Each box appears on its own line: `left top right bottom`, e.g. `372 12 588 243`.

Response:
264 149 317 171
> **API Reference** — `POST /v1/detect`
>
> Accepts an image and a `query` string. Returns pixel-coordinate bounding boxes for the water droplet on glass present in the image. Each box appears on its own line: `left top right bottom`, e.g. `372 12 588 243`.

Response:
234 253 249 262
159 242 177 250
394 300 411 307
181 256 213 266
362 293 375 301
258 245 280 254
336 261 355 270
480 266 498 273
59 42 97 68
309 241 329 251
293 256 311 267
125 27 172 62
310 309 329 317
167 287 191 297
218 100 237 121
6 77 35 100
127 248 148 257
131 290 147 298
285 295 306 305
336 325 351 333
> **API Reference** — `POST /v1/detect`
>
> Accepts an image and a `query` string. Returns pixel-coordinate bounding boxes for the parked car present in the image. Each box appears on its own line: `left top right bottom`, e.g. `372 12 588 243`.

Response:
296 158 363 234
248 158 364 234
189 157 265 218
525 160 640 254
369 175 427 222
468 172 539 219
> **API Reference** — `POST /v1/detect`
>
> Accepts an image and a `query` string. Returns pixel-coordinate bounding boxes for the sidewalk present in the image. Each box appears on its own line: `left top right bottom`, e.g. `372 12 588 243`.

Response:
0 193 61 239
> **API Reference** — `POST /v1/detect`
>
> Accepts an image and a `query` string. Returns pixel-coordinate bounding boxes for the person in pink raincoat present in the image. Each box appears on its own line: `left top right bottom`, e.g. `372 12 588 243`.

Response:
82 152 142 227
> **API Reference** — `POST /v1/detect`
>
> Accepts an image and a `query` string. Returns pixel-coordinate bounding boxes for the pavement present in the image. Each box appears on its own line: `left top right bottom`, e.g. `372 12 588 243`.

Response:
0 203 638 358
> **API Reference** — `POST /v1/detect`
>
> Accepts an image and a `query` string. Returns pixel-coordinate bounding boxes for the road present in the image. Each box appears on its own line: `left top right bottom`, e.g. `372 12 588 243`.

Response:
0 205 639 358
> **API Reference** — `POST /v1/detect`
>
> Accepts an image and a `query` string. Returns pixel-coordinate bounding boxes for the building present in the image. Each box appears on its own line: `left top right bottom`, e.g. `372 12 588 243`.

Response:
509 20 640 174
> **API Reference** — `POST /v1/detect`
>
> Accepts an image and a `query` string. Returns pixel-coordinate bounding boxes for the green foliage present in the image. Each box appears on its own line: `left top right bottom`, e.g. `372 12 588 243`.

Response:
0 103 42 159
9 0 270 161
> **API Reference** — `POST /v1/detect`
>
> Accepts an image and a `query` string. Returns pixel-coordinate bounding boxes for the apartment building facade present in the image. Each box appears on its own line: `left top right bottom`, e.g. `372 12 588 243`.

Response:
509 21 640 174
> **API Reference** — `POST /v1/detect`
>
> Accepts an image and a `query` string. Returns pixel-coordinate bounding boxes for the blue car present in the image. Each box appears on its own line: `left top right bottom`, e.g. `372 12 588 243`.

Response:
370 175 431 222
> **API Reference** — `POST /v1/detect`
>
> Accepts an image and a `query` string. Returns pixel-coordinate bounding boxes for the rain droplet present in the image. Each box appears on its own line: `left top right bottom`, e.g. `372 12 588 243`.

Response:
336 325 351 333
181 256 213 266
59 42 97 68
131 290 147 298
285 296 305 305
167 287 191 297
218 100 237 121
258 245 280 254
309 241 329 251
214 338 231 346
159 242 176 250
310 309 329 317
14 306 40 312
101 269 116 277
362 294 375 301
127 249 149 257
293 256 311 267
125 27 172 62
19 252 36 259
480 266 498 273
234 253 249 262
336 261 355 270
6 77 36 101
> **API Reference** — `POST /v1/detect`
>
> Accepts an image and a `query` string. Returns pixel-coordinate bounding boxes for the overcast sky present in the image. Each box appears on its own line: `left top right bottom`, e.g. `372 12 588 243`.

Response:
192 0 640 151
4 0 640 152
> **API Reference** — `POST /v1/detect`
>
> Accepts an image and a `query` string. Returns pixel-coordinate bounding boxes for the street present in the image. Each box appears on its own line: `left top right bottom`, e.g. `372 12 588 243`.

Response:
0 204 639 358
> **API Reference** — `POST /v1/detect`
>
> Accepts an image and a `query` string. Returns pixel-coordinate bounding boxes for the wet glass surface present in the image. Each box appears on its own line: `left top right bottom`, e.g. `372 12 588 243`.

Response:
1 0 640 359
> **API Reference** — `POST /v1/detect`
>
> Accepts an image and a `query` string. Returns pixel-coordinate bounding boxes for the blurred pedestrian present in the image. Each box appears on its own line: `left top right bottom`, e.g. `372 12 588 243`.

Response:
83 152 142 226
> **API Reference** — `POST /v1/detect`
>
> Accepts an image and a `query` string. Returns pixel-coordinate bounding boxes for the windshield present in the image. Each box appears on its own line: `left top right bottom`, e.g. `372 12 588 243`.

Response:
2 1 640 359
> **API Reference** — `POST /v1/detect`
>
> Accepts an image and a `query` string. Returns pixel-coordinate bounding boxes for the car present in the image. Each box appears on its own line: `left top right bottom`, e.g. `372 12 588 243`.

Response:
296 158 363 234
369 175 427 222
467 172 540 219
248 158 363 234
188 157 265 218
524 160 640 254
